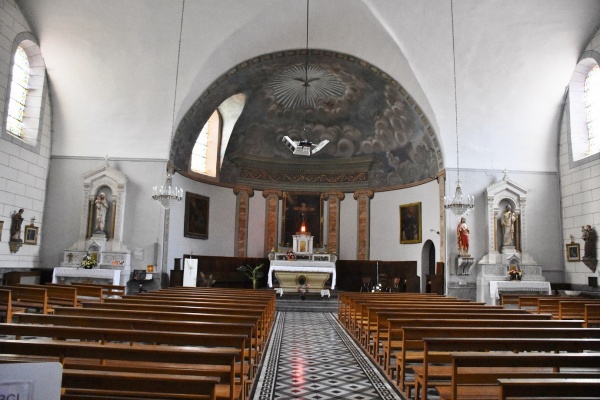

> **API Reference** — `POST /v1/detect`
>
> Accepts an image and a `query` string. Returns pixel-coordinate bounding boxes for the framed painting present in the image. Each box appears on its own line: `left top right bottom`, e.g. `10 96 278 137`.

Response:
281 192 323 247
566 243 580 262
400 202 422 244
24 225 39 245
184 192 209 239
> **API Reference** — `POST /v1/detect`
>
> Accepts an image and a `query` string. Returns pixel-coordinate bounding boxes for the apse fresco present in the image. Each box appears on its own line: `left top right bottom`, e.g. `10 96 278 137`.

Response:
171 50 442 191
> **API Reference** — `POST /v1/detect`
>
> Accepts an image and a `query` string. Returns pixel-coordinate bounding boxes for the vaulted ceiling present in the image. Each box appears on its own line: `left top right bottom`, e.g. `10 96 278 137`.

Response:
15 0 600 190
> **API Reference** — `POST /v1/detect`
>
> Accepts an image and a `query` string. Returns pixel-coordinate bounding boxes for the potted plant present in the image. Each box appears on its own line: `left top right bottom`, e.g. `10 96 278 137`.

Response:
237 263 264 289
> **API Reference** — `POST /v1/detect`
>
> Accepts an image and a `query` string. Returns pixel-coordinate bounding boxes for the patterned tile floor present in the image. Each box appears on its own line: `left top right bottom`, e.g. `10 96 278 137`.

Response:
251 312 405 400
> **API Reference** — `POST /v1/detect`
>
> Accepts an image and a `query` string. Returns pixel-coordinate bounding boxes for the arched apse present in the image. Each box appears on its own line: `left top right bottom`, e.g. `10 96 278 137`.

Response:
170 49 444 192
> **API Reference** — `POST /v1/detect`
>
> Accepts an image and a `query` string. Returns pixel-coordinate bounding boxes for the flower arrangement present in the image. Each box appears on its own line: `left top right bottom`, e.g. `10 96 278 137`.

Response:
237 263 264 289
507 269 522 280
80 253 97 269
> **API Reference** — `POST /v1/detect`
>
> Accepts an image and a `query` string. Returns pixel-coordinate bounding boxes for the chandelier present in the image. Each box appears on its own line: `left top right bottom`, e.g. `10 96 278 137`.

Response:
282 0 329 156
153 1 185 208
153 172 183 209
444 0 474 216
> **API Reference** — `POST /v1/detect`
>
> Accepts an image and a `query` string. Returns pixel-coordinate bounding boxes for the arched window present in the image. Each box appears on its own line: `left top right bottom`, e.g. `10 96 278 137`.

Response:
191 110 221 177
585 65 600 155
568 52 600 164
3 33 47 152
189 93 246 178
6 46 29 137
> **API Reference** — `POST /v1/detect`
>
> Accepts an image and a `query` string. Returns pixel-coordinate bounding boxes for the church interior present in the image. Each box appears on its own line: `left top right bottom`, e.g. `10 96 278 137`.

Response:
1 0 600 398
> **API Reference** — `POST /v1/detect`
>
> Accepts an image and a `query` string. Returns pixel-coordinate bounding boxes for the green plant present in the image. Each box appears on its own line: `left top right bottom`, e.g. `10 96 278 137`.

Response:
237 264 264 289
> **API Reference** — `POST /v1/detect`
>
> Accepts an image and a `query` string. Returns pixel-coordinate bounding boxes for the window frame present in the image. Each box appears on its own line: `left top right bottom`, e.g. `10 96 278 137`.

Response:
2 32 47 154
567 50 600 166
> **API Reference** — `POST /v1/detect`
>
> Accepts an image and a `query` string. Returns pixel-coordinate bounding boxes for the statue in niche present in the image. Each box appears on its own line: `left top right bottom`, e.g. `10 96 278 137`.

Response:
457 216 470 257
94 192 108 232
501 205 518 246
582 225 597 260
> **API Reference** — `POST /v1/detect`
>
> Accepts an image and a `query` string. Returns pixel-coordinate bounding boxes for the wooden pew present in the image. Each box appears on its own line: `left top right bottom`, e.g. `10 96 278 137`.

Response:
499 378 600 399
365 306 530 360
58 306 265 365
0 339 237 400
379 311 556 374
49 283 104 302
422 339 600 400
17 283 79 307
357 302 514 351
0 323 248 400
14 313 259 382
585 303 600 327
408 327 600 400
437 352 600 400
559 299 600 320
74 283 126 297
1 285 51 314
387 318 582 390
61 369 220 400
100 296 273 334
0 289 25 323
500 293 552 308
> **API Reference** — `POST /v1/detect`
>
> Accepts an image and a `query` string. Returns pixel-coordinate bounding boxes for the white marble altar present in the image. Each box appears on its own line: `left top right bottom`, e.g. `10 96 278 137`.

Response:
489 280 552 305
52 267 120 285
268 260 336 289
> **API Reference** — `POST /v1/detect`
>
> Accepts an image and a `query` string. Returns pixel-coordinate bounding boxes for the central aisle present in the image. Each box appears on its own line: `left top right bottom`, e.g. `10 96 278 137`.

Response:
252 312 403 400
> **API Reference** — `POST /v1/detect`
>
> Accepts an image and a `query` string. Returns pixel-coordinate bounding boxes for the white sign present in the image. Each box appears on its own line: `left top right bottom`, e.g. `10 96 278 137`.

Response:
183 258 198 287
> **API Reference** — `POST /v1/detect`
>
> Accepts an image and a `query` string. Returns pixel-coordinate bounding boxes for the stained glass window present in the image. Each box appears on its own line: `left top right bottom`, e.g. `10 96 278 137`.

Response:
191 110 220 176
6 46 30 137
584 64 600 155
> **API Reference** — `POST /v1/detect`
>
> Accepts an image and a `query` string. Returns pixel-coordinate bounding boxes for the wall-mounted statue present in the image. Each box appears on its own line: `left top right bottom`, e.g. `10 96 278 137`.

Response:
10 209 24 242
457 216 470 257
582 225 596 260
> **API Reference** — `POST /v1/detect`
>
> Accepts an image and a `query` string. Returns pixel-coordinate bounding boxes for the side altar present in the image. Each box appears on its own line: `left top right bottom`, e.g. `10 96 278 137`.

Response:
267 233 336 297
57 160 131 287
476 174 546 304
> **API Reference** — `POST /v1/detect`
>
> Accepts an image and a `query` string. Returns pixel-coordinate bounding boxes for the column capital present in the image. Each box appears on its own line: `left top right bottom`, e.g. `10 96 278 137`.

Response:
263 190 283 199
233 185 254 197
353 189 374 200
323 191 345 201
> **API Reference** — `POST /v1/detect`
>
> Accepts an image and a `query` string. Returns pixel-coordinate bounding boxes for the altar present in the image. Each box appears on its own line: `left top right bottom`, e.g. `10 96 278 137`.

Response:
489 280 552 305
268 259 336 296
52 267 121 285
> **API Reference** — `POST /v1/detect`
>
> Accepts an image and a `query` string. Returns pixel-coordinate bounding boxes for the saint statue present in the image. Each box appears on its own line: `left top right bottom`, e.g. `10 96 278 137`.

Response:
457 216 470 257
94 192 108 232
10 209 24 242
501 205 518 246
582 225 597 260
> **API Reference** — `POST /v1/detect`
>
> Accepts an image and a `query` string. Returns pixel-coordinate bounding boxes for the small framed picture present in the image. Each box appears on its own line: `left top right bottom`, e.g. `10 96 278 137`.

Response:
566 243 580 262
24 225 39 245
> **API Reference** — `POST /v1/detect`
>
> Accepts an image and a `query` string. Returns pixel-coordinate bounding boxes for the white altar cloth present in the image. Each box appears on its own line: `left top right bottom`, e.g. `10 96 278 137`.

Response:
52 267 120 285
489 280 551 305
268 260 336 289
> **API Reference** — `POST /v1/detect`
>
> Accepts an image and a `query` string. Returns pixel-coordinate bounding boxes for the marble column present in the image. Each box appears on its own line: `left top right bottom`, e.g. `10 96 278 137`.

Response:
233 186 254 257
354 190 374 260
437 173 446 263
263 190 282 255
324 191 345 255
